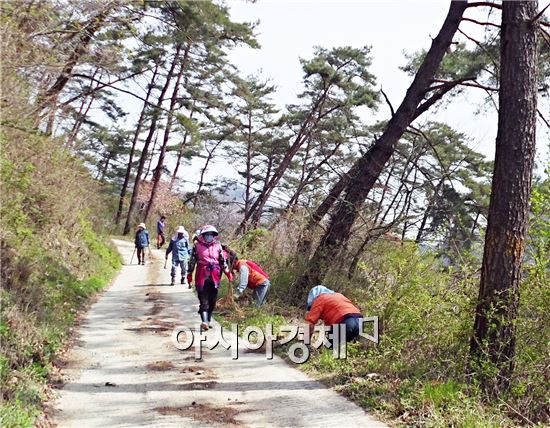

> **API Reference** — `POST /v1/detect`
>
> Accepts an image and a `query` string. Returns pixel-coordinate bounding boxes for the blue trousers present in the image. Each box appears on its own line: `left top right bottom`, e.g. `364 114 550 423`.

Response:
342 315 362 342
252 280 271 307
171 259 188 281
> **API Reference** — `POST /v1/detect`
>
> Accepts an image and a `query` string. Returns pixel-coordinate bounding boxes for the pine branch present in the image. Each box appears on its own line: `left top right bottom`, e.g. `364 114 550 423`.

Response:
466 2 502 10
461 17 501 28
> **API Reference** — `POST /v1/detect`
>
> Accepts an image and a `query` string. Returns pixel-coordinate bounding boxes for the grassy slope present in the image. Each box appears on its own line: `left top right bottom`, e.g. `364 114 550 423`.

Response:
216 230 548 427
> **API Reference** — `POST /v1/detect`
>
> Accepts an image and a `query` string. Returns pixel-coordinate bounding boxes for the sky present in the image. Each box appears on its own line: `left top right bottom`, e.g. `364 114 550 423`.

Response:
110 1 549 194
222 0 549 166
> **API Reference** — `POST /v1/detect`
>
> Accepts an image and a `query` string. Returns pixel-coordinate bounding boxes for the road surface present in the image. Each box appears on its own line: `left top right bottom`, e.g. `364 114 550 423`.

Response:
51 239 387 427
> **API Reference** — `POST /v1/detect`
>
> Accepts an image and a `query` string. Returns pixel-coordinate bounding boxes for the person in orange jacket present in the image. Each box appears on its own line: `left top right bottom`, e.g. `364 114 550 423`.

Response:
305 285 363 342
228 250 271 307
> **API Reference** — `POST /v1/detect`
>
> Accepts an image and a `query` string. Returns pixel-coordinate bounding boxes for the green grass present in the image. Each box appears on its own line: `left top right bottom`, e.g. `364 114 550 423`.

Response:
216 286 529 427
0 227 121 428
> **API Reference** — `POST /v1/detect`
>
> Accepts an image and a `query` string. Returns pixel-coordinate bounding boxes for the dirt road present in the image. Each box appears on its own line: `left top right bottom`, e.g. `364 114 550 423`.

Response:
52 239 387 427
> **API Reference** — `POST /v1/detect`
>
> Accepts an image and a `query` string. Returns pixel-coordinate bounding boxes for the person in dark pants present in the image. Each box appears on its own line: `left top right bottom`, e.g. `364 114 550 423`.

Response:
187 225 230 330
305 285 363 342
156 215 166 249
134 223 150 265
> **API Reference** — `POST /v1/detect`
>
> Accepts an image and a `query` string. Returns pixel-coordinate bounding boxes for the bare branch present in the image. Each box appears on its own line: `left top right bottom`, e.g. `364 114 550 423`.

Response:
60 67 154 106
457 28 499 72
466 2 502 10
461 17 501 28
380 87 395 116
69 72 170 112
538 108 550 129
530 3 550 23
433 78 497 92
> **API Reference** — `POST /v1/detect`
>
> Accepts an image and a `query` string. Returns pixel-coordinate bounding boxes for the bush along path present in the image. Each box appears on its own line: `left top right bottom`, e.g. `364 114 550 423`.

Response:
50 239 387 427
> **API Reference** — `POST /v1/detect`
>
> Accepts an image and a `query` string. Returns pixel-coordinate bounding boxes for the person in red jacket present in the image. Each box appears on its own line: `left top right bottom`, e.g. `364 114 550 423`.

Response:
305 285 363 342
228 250 271 307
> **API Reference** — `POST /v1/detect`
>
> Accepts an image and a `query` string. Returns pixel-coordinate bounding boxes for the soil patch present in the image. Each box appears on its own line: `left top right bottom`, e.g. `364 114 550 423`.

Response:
155 402 246 426
146 360 175 371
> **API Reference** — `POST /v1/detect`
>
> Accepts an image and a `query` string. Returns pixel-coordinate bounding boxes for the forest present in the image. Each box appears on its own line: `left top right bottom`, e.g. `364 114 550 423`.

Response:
1 1 549 427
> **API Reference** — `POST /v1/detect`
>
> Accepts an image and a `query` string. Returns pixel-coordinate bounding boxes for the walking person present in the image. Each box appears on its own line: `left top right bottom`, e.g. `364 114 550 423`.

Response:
156 215 166 249
187 225 229 330
165 226 191 286
134 223 150 265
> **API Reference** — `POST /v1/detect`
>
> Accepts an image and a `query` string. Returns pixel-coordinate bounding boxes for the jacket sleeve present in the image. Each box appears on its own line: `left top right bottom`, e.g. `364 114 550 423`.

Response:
165 239 173 257
187 246 197 274
218 246 227 271
236 264 249 294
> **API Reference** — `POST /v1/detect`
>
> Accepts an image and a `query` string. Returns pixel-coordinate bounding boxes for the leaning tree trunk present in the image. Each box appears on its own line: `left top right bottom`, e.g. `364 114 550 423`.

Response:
144 43 188 222
237 87 331 233
122 51 180 235
470 0 538 395
37 9 108 118
115 64 159 225
293 0 468 298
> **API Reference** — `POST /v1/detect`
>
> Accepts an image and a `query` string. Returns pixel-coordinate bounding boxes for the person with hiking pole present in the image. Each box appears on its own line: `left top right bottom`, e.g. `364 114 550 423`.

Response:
134 223 150 265
305 285 363 342
186 225 230 330
156 215 167 249
227 249 271 307
165 226 191 286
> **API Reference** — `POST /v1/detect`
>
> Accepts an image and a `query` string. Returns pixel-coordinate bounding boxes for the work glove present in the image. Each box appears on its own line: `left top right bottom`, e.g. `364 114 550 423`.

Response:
225 271 234 282
234 289 243 300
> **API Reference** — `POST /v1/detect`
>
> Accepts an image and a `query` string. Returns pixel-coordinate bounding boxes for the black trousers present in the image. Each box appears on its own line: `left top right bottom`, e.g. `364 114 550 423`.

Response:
197 277 218 315
136 246 145 263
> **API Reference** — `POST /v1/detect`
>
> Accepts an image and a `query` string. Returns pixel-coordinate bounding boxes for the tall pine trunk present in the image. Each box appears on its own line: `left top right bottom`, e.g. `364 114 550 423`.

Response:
144 43 189 222
470 0 538 395
122 51 180 235
293 1 467 297
115 64 159 225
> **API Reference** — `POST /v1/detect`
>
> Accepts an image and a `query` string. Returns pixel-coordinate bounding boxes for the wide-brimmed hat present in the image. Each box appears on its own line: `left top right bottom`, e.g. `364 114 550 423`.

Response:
200 225 219 236
137 222 146 229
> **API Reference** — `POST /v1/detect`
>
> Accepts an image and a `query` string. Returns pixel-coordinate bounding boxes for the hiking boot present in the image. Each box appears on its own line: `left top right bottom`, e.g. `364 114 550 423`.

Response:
170 278 175 286
200 311 209 331
181 277 188 286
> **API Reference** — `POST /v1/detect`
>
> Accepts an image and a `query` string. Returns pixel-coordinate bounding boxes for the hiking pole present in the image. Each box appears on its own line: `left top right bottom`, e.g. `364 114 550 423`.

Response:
148 245 152 261
130 248 136 265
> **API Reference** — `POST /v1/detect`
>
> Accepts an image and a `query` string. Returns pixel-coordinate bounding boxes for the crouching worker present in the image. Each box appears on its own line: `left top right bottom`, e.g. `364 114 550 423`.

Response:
165 226 190 286
187 225 229 330
305 286 363 342
228 250 271 307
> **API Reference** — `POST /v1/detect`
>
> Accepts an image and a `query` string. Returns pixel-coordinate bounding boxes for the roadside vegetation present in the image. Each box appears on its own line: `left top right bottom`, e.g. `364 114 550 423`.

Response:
1 1 549 427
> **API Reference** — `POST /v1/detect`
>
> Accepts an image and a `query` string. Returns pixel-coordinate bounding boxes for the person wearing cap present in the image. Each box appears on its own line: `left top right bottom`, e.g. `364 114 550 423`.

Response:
305 285 363 342
156 215 167 249
134 223 150 265
227 249 271 307
165 226 191 286
187 225 230 330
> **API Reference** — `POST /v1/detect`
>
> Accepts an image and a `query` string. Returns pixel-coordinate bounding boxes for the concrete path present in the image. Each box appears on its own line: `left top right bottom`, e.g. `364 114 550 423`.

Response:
52 239 387 427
